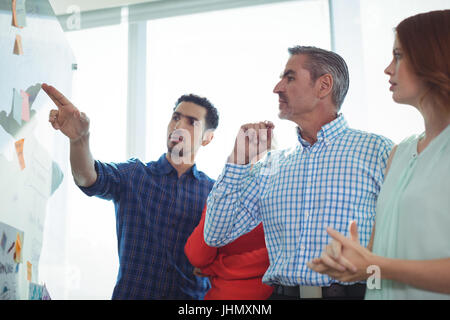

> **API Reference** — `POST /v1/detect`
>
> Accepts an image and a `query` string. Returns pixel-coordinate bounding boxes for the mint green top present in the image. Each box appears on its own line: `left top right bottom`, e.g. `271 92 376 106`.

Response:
365 125 450 300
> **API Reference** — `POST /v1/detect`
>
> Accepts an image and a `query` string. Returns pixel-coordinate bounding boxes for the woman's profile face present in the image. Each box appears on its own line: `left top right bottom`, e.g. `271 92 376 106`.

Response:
384 36 426 107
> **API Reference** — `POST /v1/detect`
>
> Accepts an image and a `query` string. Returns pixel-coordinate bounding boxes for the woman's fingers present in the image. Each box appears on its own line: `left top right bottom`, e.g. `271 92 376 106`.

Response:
336 254 358 273
321 247 346 272
330 239 342 259
307 259 329 274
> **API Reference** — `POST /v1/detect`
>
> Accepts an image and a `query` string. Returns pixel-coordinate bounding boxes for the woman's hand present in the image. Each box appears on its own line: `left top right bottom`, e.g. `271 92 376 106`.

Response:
307 221 376 282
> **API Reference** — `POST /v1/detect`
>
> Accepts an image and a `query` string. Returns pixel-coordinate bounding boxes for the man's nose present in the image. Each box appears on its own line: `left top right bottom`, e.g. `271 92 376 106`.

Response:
273 80 284 93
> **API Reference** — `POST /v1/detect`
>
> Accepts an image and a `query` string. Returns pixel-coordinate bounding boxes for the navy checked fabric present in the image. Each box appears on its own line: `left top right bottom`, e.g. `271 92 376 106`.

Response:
205 115 394 287
79 154 214 299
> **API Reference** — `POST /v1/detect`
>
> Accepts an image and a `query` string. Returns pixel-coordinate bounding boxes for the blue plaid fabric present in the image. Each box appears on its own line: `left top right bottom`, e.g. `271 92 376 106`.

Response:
205 115 394 287
79 154 214 299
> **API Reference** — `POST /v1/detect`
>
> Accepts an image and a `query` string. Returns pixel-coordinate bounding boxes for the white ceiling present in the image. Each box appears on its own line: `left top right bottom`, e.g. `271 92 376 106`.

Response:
48 0 162 15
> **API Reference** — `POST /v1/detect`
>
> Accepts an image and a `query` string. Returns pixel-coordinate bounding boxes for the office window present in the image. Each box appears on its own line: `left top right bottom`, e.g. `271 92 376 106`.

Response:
42 24 128 299
39 0 450 300
358 0 449 142
146 0 331 179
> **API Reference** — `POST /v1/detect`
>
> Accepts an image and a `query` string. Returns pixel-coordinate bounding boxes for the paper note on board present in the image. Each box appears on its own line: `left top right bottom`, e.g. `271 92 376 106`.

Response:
11 0 18 27
0 222 24 300
29 282 42 300
51 161 64 195
42 284 51 300
29 282 51 300
1 232 6 252
14 232 23 263
15 138 25 170
21 90 30 121
12 0 27 28
12 88 22 125
27 261 32 281
13 34 23 55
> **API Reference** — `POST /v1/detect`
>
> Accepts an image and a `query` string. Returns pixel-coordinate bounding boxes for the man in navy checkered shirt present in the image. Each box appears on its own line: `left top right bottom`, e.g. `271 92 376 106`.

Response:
43 83 219 299
204 46 394 300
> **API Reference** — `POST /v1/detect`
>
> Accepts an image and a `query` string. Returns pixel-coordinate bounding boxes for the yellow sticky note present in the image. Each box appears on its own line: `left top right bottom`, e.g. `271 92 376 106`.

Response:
15 139 25 170
27 261 32 281
14 232 22 263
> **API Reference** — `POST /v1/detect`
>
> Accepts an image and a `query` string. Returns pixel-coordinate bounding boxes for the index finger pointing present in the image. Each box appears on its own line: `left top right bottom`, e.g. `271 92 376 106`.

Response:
42 84 71 108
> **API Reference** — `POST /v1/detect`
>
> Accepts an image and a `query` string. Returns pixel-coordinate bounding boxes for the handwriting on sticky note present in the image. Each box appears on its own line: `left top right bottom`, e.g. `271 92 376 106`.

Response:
0 232 6 252
42 284 51 300
15 139 25 170
7 241 15 254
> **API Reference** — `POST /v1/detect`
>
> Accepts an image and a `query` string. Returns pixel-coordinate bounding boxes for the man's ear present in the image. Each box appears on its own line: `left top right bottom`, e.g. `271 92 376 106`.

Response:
201 129 214 147
317 73 333 99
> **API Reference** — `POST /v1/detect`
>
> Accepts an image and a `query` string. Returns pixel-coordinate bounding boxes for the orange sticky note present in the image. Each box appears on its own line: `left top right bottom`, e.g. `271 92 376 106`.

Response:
27 261 32 281
11 0 26 28
21 90 30 121
15 138 25 170
13 34 23 55
11 0 18 27
14 232 22 263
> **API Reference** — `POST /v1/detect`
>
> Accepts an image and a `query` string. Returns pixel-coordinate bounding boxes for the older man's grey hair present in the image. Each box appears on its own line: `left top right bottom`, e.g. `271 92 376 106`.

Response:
288 46 349 111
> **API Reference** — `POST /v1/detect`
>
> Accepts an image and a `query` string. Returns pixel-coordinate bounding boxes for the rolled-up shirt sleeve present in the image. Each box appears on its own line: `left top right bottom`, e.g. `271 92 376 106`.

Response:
78 159 129 201
204 162 262 247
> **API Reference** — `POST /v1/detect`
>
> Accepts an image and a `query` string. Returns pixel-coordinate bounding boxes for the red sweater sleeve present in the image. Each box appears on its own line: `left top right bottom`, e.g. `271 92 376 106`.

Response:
184 206 218 268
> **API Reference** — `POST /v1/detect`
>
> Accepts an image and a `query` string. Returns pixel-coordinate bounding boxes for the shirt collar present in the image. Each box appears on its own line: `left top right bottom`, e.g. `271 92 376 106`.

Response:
296 113 348 147
153 153 201 179
189 162 201 180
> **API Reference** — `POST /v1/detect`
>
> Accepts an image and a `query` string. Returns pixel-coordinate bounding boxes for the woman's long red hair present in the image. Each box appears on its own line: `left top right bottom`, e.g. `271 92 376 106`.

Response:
396 10 450 109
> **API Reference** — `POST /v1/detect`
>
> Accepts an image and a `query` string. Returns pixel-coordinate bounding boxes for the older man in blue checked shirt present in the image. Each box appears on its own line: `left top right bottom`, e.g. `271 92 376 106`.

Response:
204 46 394 300
43 83 219 300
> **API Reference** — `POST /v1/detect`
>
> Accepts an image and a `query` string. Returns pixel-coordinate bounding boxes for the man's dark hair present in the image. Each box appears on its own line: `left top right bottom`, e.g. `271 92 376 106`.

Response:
288 46 349 110
175 94 219 130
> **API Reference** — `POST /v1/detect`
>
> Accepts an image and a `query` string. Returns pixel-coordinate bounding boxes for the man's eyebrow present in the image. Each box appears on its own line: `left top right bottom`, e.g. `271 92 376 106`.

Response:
172 111 199 122
280 70 296 78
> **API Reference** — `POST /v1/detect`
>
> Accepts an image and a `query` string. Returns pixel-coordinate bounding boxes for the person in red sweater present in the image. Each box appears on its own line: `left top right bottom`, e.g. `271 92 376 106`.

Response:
185 205 273 300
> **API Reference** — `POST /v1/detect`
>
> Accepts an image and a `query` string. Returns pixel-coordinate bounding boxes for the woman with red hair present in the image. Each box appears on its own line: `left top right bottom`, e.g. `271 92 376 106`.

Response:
308 10 450 299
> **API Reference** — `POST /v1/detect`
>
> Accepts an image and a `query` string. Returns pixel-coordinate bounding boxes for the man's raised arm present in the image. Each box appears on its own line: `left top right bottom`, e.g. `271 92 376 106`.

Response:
204 121 274 247
43 83 97 187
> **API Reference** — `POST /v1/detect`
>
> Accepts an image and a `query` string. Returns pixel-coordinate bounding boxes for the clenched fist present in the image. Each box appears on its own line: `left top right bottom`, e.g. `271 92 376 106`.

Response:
228 121 274 165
